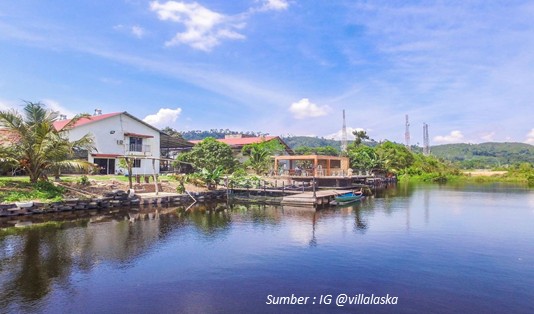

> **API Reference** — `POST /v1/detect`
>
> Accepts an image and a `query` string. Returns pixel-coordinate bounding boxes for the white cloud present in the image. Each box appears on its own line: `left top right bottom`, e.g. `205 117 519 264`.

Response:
0 100 13 111
0 99 75 118
289 98 330 119
480 131 496 142
41 99 76 118
326 127 366 141
114 24 146 39
143 107 182 127
433 130 464 144
131 25 145 38
260 0 289 11
525 129 534 145
150 1 245 51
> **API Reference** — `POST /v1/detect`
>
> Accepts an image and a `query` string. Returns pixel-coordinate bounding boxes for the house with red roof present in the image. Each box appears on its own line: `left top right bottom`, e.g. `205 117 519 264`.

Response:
54 111 163 175
190 134 293 162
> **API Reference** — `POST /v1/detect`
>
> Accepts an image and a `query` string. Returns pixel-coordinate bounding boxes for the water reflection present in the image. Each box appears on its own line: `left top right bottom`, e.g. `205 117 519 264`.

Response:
1 183 532 313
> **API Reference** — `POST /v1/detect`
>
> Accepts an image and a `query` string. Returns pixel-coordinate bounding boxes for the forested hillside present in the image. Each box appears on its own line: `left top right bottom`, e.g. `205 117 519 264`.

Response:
281 136 341 149
430 142 534 168
176 128 533 169
180 129 265 140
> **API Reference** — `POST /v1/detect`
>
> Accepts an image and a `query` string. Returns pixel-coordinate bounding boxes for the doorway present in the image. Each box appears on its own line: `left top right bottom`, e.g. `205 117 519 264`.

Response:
94 158 116 175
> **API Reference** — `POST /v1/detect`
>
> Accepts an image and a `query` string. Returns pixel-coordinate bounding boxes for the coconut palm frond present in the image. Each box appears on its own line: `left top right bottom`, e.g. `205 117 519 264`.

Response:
61 113 92 131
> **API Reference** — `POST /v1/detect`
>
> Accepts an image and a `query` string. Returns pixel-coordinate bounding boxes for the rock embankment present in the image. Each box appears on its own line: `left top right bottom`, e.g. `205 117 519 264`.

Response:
0 189 227 217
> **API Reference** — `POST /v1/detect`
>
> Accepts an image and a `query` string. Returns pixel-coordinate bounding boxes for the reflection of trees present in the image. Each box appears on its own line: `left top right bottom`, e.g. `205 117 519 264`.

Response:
353 206 368 233
187 209 232 237
0 228 75 312
0 208 188 311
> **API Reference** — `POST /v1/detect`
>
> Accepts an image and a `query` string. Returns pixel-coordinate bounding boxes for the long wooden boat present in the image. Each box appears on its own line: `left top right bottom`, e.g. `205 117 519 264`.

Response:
333 191 364 205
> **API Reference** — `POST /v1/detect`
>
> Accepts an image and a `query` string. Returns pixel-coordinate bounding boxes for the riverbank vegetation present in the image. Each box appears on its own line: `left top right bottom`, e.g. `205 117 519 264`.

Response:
2 114 533 204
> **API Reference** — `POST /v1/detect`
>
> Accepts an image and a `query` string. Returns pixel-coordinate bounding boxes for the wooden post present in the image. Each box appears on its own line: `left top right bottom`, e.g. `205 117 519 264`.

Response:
313 176 316 198
152 158 159 196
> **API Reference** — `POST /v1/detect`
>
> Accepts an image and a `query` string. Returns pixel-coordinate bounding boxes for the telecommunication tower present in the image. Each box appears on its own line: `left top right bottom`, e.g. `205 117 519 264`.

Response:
423 123 430 155
341 109 348 153
405 114 411 150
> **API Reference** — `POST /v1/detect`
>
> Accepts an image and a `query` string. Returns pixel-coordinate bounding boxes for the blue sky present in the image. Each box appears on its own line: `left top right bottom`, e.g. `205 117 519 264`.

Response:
1 0 533 145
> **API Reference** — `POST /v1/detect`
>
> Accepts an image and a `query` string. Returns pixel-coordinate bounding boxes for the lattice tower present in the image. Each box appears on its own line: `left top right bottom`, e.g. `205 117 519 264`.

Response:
405 114 411 150
423 123 430 155
341 109 348 153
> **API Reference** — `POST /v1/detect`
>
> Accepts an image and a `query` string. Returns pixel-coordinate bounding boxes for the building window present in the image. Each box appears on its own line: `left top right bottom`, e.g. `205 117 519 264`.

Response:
133 159 141 168
129 137 143 152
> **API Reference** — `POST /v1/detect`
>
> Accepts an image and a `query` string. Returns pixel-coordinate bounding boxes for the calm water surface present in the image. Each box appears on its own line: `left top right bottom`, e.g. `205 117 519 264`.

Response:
1 184 533 313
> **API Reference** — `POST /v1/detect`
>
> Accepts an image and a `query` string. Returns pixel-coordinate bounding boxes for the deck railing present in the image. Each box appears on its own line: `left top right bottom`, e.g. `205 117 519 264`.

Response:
126 144 151 154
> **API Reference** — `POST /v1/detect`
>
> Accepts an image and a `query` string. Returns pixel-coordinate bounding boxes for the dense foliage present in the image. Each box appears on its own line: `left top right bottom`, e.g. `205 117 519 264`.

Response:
431 142 534 168
294 145 340 156
242 140 285 175
180 129 265 140
174 137 236 173
0 102 95 183
282 136 342 150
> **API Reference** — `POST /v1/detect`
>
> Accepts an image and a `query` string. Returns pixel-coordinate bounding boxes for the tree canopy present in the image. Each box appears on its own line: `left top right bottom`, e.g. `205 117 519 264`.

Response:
175 137 236 173
0 102 95 183
294 145 340 156
241 139 285 175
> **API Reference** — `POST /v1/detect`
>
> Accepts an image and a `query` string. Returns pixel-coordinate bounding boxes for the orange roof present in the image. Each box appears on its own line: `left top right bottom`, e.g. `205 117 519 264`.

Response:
0 129 19 145
190 136 277 146
53 112 122 131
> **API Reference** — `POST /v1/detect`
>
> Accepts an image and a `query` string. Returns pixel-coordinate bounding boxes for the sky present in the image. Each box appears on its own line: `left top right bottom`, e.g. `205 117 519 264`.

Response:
0 0 533 146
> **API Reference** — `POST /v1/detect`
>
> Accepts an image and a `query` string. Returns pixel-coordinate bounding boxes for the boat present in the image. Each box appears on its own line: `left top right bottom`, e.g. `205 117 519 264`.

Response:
332 191 364 205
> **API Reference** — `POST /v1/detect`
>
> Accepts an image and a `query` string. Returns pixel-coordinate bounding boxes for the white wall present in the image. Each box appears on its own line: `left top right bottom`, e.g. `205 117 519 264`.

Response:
64 113 161 175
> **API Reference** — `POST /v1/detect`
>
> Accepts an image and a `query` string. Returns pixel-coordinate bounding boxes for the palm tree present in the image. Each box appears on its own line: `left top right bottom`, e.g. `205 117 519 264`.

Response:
0 101 95 183
242 140 284 175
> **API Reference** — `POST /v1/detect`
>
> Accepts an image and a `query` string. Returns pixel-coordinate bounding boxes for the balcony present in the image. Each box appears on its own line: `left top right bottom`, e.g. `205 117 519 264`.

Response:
126 144 151 155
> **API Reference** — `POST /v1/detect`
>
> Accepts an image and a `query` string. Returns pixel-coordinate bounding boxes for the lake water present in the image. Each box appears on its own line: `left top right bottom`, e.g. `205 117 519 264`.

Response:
1 184 533 313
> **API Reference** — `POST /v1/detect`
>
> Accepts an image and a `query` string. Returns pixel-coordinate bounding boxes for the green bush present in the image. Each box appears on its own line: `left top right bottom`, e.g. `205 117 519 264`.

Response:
2 181 64 202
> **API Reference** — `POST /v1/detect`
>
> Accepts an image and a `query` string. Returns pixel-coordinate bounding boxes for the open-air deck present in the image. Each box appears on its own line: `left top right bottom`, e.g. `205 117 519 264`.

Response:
274 154 351 177
272 154 388 188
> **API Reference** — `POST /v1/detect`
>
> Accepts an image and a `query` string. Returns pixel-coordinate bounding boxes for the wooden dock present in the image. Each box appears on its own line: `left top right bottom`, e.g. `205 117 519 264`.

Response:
281 190 343 207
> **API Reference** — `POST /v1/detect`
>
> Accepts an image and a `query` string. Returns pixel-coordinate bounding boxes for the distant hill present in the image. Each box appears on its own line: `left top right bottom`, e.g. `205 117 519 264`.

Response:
179 129 534 169
181 129 265 141
281 136 341 150
430 142 534 168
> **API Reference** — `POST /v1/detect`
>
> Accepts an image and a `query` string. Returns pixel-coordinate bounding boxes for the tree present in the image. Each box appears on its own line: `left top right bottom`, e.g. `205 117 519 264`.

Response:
161 126 185 139
294 145 340 156
242 139 284 175
0 102 95 183
352 130 370 147
375 141 414 173
175 137 236 173
348 145 381 170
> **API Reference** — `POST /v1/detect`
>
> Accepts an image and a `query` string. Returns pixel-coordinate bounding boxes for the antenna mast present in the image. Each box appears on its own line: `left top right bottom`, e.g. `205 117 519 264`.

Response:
341 109 348 153
405 114 411 150
423 123 430 155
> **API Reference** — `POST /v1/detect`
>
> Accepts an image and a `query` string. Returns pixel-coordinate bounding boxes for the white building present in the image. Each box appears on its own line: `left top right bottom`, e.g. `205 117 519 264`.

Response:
54 111 161 175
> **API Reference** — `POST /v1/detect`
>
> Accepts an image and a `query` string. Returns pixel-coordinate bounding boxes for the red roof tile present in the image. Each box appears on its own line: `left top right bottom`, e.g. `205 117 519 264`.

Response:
53 112 122 131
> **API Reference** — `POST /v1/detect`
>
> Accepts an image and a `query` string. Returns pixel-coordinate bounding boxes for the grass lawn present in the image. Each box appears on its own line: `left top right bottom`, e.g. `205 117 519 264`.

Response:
0 178 64 203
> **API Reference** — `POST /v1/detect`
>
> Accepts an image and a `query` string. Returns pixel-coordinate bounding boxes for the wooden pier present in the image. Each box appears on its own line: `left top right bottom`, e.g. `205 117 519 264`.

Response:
281 190 343 207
